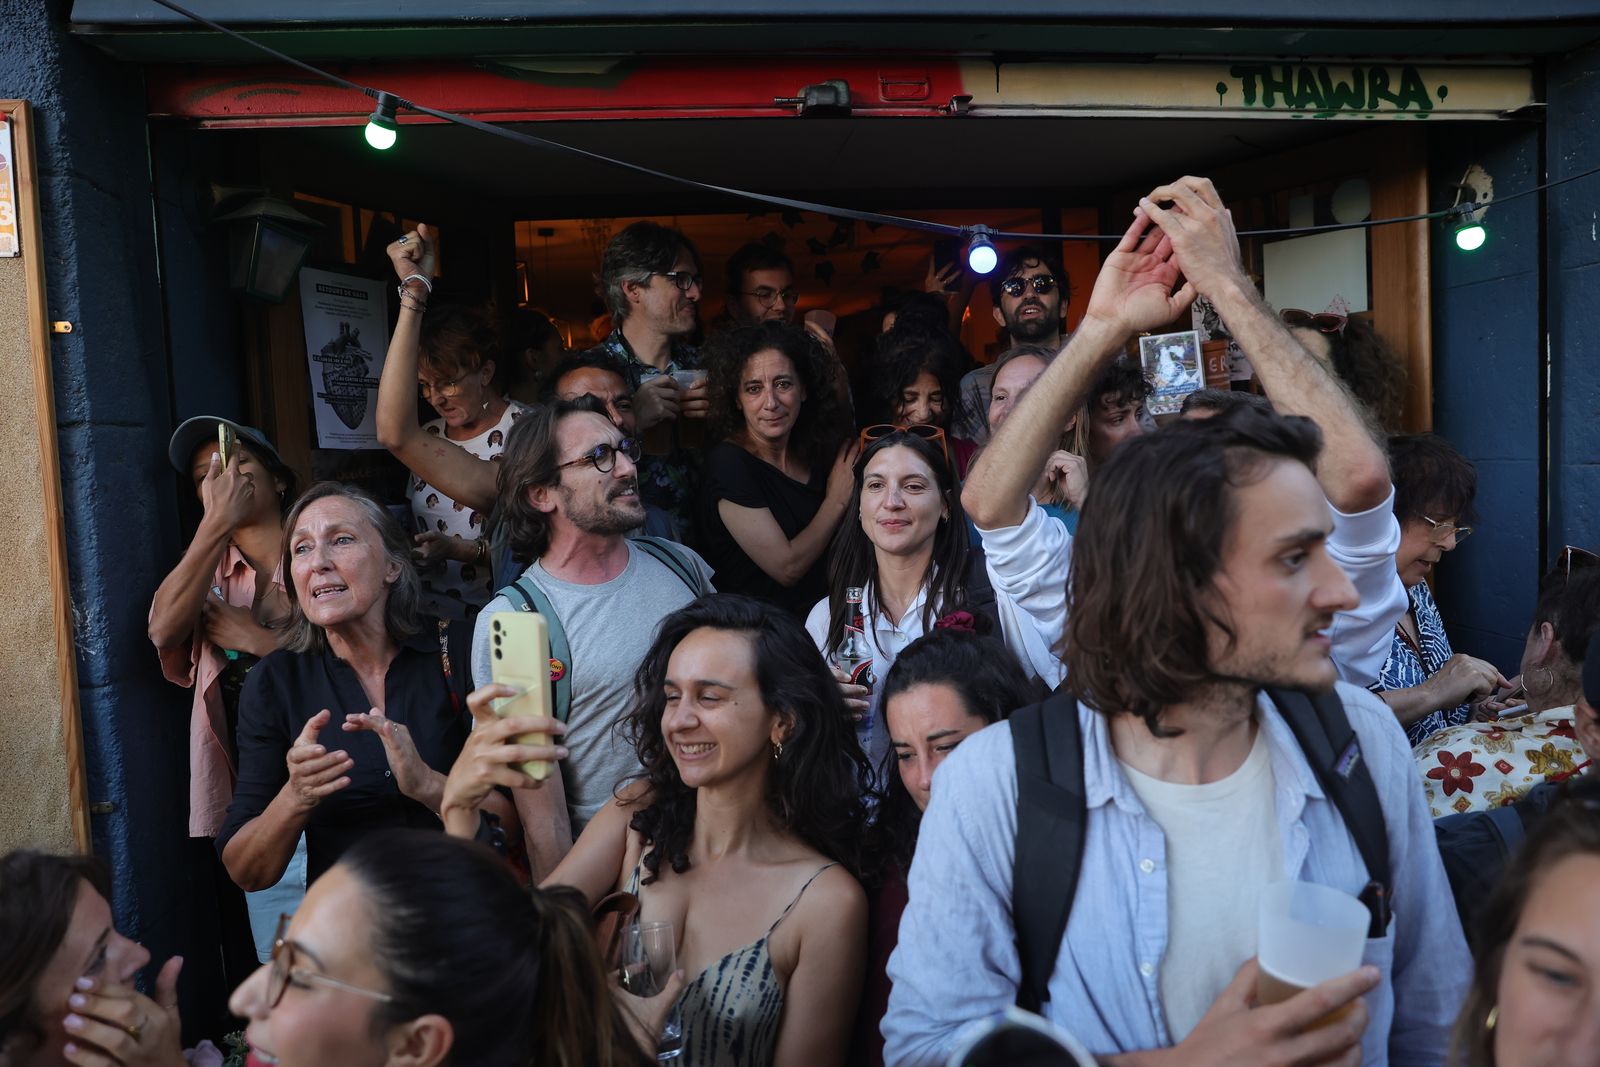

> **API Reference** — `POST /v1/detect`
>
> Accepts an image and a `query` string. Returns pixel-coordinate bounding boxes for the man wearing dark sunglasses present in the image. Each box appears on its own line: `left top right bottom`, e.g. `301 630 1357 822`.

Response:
955 245 1071 445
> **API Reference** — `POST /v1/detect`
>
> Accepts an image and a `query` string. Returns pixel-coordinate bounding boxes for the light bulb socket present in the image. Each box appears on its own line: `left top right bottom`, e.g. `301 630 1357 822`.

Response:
965 226 999 275
365 92 400 150
1450 201 1487 251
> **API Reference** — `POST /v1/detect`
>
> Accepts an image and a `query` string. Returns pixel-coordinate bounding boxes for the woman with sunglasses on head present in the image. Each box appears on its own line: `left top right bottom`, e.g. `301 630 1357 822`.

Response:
695 322 856 616
228 829 652 1067
804 429 1059 769
1375 433 1512 746
850 626 1035 1067
545 595 873 1067
1281 309 1409 432
867 325 977 477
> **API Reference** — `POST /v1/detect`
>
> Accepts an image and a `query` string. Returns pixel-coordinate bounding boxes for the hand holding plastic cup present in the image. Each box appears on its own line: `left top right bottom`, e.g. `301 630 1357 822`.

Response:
1256 879 1370 1028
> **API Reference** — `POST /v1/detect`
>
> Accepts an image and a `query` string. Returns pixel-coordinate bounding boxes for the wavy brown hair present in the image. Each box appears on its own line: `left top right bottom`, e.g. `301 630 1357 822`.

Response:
620 594 872 885
1450 777 1600 1067
495 395 612 565
702 320 850 475
1322 316 1408 432
419 304 503 387
1064 405 1323 736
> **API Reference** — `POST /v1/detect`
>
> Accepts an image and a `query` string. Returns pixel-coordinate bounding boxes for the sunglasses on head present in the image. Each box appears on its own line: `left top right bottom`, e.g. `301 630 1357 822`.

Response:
857 423 950 468
1279 308 1348 334
1000 275 1058 298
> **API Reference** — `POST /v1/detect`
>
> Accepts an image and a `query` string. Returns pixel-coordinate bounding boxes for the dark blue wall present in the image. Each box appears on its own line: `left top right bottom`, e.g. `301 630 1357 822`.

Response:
1430 122 1544 673
1548 41 1600 567
0 0 226 1038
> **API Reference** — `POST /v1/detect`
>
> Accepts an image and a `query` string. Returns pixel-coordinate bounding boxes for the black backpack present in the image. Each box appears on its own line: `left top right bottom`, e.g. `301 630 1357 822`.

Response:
1010 687 1392 1014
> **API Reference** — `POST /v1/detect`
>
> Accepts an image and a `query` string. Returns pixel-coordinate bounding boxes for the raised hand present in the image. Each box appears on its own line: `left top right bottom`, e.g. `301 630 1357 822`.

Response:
284 709 352 813
1137 177 1248 301
1082 210 1196 338
386 223 437 287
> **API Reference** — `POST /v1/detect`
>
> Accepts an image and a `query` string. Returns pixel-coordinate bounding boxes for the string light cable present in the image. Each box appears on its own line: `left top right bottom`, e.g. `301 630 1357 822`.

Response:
147 0 1599 248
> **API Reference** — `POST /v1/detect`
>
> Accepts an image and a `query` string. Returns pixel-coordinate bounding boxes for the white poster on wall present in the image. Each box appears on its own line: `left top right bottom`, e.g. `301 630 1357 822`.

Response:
299 268 389 449
0 117 19 258
1262 228 1369 317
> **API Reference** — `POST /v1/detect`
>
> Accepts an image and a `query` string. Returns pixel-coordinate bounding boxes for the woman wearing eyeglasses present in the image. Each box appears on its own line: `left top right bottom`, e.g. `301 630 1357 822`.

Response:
1376 433 1512 746
228 830 652 1067
368 236 530 621
695 322 856 616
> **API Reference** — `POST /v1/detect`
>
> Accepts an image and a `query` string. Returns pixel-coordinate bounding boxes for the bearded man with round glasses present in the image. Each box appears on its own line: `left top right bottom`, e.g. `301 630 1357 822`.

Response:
955 244 1071 444
470 396 715 879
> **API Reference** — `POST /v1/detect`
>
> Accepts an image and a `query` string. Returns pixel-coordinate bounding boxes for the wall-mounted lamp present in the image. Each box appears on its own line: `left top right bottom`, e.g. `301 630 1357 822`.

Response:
213 189 323 302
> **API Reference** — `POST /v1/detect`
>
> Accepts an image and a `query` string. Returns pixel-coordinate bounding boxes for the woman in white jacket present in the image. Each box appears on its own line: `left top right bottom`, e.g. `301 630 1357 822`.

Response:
805 428 1059 771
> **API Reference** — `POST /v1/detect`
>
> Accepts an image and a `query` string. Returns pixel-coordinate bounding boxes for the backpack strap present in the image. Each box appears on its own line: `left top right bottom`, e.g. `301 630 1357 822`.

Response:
1010 690 1087 1014
499 575 573 725
1482 803 1528 858
629 536 710 597
1266 687 1392 897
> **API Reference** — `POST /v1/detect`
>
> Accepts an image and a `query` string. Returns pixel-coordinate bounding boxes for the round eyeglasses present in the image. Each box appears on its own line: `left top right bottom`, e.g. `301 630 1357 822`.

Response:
1000 275 1058 298
418 373 469 400
650 271 703 293
266 914 393 1009
741 285 798 309
556 437 643 474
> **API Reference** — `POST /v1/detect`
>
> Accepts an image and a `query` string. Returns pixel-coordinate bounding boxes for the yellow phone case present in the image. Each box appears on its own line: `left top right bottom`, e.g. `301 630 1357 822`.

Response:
488 613 553 781
217 422 237 469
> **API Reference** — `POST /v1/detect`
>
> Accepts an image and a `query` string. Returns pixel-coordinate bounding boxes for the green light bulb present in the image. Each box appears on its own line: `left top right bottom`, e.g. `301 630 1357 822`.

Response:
365 119 397 151
1454 221 1486 252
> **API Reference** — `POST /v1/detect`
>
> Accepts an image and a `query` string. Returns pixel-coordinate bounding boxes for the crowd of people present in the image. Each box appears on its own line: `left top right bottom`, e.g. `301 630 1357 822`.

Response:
3 175 1598 1067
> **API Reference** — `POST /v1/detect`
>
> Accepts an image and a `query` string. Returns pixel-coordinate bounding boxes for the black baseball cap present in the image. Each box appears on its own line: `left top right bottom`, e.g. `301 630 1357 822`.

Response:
167 416 286 474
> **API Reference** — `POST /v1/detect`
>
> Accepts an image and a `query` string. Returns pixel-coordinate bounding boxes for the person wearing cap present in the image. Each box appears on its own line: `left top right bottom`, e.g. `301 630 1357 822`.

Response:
148 416 302 966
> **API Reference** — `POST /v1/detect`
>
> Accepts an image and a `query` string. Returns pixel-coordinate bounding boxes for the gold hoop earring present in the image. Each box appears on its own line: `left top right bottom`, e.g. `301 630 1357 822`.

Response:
1528 666 1557 698
1485 1005 1498 1032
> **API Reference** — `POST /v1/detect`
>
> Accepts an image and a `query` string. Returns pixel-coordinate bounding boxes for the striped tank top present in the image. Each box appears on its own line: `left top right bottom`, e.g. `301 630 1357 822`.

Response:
627 860 838 1066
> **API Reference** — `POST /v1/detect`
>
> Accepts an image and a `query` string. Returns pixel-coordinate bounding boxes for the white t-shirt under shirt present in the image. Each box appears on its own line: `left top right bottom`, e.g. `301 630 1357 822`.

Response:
1118 724 1283 1042
470 541 715 833
409 398 531 620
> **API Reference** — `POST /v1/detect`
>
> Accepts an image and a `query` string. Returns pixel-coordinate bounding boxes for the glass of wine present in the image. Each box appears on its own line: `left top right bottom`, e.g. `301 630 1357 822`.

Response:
619 919 684 1061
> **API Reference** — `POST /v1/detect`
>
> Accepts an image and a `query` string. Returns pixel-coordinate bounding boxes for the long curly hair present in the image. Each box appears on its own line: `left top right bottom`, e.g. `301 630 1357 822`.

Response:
620 594 872 884
1323 317 1409 432
702 320 850 474
864 325 968 432
823 431 970 653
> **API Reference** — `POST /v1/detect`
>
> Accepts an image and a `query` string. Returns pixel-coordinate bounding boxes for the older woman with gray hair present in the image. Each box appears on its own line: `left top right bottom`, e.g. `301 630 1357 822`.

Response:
216 482 553 891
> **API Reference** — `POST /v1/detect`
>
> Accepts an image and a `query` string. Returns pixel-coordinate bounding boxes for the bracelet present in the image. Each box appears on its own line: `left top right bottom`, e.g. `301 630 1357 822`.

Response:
400 273 434 294
398 286 428 313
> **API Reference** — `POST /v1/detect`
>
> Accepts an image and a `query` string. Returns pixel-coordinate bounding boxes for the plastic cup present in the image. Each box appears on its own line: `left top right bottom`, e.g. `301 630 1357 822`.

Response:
672 368 710 449
1256 879 1370 1023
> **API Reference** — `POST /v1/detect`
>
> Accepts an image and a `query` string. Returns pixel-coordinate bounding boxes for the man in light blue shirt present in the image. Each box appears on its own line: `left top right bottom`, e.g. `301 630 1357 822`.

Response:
885 178 1469 1067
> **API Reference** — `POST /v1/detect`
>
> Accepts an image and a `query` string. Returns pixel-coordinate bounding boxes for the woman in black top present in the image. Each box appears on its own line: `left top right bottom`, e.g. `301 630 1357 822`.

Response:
217 482 559 889
696 321 855 615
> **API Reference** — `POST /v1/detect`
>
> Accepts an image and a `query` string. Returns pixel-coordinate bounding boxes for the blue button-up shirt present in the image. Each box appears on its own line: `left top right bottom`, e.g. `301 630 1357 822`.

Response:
883 682 1470 1067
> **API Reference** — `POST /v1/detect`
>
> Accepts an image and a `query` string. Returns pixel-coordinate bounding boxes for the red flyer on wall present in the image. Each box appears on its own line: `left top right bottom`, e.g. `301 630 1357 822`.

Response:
0 116 17 257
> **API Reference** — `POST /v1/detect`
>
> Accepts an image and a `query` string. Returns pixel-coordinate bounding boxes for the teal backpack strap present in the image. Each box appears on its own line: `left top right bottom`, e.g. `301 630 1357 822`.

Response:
497 575 573 725
629 536 710 596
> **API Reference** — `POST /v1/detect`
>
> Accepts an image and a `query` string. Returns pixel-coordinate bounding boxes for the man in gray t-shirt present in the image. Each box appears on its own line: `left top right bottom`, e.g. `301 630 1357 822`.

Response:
472 543 712 842
475 397 713 878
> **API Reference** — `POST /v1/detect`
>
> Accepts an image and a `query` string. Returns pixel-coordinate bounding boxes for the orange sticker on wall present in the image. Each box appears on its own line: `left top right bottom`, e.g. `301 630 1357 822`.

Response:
0 117 17 258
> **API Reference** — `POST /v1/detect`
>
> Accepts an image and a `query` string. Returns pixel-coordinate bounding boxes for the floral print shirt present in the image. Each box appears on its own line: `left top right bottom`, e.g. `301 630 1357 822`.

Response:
1414 706 1588 816
588 327 702 544
1377 580 1472 748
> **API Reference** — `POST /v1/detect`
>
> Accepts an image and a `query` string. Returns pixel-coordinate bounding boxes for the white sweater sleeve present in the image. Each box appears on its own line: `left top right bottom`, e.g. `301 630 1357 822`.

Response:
1325 489 1407 688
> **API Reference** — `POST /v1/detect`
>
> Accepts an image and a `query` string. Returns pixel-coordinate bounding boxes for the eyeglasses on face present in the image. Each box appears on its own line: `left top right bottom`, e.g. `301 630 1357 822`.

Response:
856 423 951 468
650 271 703 293
1279 308 1348 334
741 285 798 308
1000 275 1058 298
418 372 470 400
1422 515 1474 545
556 437 642 474
266 914 393 1010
